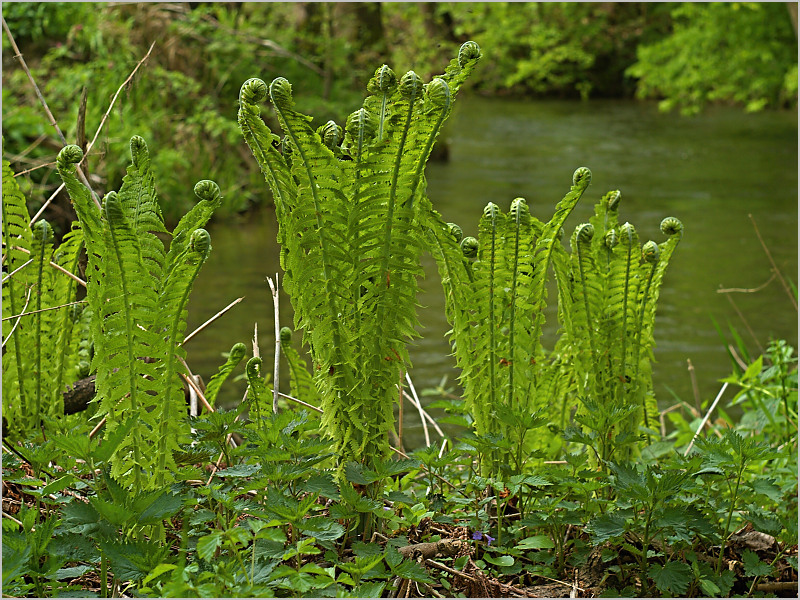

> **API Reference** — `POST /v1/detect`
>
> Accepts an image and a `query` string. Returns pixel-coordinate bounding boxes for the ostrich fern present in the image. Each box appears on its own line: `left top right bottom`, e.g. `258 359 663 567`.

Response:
238 42 482 473
56 137 223 492
552 191 684 464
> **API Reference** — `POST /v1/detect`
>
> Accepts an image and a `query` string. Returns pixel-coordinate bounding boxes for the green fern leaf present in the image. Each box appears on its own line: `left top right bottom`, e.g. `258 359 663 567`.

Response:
204 342 248 408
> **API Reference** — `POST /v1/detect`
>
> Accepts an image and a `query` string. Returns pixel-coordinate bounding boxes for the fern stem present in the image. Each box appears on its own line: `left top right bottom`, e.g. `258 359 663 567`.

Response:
104 196 144 494
32 222 50 428
618 225 634 406
487 207 498 438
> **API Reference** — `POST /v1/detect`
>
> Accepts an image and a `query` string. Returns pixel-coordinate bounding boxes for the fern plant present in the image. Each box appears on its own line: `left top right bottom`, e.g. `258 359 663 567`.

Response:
238 42 482 473
552 190 683 464
2 160 86 438
425 169 592 475
55 137 223 493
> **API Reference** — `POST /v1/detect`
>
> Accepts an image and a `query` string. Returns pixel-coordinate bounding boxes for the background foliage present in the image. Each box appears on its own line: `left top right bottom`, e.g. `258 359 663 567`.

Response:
3 2 796 234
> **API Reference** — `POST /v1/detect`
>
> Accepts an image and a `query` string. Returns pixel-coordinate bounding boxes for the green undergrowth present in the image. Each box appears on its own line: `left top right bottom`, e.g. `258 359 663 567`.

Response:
2 338 797 597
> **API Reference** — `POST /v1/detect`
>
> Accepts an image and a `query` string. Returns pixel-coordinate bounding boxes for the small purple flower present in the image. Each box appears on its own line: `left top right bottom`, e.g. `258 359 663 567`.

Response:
472 531 483 541
484 534 495 546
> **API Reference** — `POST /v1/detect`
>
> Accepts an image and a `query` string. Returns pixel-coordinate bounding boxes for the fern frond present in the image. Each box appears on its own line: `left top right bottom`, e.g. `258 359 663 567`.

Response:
49 222 84 415
100 191 158 490
2 160 34 427
29 220 57 424
153 228 212 486
529 167 592 357
205 342 248 407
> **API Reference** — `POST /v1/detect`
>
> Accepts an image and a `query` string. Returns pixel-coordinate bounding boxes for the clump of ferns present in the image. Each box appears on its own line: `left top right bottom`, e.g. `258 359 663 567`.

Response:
552 189 683 466
238 41 482 476
426 167 594 477
56 137 223 493
2 160 86 437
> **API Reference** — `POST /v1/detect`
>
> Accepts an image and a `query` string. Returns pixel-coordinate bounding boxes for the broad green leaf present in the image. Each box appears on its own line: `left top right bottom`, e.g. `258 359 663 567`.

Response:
649 561 692 596
90 496 134 526
302 473 340 499
484 554 514 567
587 513 627 543
196 531 222 562
515 535 555 550
391 559 434 583
138 492 182 523
141 563 178 587
41 474 78 497
216 463 261 478
350 581 386 598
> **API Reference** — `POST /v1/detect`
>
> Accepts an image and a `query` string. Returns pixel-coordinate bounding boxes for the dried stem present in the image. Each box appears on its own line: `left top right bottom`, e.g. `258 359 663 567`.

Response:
405 371 431 447
686 358 701 413
266 274 280 414
684 382 729 456
749 213 797 311
183 296 244 345
2 300 87 322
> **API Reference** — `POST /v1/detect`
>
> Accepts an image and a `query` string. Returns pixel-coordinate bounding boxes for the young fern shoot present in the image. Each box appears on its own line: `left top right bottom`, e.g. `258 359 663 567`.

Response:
238 42 482 474
56 137 223 492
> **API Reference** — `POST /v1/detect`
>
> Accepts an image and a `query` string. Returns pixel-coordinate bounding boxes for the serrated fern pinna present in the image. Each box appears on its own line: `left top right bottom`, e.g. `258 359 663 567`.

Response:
238 42 482 471
55 137 223 492
426 168 592 475
552 191 683 464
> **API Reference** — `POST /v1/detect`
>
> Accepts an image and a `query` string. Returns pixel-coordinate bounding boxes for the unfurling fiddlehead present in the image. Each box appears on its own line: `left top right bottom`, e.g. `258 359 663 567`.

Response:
461 236 479 258
367 64 397 141
458 40 482 68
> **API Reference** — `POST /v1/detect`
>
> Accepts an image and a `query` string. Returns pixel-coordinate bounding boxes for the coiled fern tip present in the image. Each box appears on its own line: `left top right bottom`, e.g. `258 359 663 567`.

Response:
240 78 268 104
458 41 482 68
660 217 683 236
269 77 294 110
194 180 221 203
57 145 83 167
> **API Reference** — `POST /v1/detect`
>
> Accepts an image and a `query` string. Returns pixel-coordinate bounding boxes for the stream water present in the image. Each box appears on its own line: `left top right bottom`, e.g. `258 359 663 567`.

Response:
186 96 798 447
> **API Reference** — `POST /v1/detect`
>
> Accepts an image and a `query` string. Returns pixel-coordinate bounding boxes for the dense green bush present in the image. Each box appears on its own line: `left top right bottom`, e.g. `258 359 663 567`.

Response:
627 2 798 115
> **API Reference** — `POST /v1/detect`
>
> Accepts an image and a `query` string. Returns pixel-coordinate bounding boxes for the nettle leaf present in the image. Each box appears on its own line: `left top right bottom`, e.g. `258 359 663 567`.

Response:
216 463 261 478
391 559 434 583
749 477 784 503
387 491 416 505
648 561 692 596
196 531 223 562
587 513 627 543
301 473 340 500
300 516 345 542
742 549 773 577
137 492 182 524
344 462 374 485
97 538 170 583
351 581 386 598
